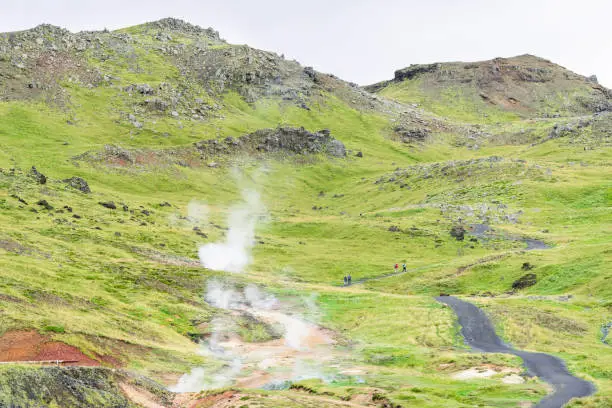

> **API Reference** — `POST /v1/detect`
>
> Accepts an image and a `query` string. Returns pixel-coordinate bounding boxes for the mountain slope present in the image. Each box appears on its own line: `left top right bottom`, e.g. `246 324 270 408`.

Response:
365 54 612 122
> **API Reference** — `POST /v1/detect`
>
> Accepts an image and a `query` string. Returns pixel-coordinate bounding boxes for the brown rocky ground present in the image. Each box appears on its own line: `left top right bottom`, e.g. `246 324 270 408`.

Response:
0 330 116 366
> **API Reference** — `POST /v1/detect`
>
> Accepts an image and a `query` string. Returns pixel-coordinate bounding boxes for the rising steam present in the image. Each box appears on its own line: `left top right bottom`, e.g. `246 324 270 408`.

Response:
172 182 339 394
198 189 265 273
171 280 328 393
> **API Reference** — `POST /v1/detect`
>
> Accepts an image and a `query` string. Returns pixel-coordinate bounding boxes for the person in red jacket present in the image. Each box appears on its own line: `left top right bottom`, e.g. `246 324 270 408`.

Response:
394 263 399 273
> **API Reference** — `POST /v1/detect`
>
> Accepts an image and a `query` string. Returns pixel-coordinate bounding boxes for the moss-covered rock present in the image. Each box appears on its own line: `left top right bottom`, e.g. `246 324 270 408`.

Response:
0 366 173 408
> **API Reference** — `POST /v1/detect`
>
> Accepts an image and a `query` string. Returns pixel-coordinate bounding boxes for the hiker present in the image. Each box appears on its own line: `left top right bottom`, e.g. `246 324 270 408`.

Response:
347 274 352 285
402 263 407 272
394 263 399 273
343 276 348 286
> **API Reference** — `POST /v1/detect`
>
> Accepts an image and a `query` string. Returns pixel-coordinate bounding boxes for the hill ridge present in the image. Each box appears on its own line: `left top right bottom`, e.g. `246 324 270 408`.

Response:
365 54 611 120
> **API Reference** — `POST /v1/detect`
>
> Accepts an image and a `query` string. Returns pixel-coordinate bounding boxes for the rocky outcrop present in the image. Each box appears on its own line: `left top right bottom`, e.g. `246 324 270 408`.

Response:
512 273 537 290
77 127 347 169
147 17 220 40
394 125 430 142
29 166 47 184
531 117 595 146
394 63 441 81
0 366 173 408
63 177 91 193
195 127 347 158
124 84 154 95
327 139 347 157
450 225 466 241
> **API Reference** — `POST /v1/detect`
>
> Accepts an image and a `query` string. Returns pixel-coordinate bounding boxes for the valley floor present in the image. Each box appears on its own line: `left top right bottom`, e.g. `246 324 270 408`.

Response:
0 23 610 406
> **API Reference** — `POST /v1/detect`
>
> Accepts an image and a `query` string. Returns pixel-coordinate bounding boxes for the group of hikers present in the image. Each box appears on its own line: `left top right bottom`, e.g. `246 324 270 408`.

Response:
343 263 408 286
395 263 408 273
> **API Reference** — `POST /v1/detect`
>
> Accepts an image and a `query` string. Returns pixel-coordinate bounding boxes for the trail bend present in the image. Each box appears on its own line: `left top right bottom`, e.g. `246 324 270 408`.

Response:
437 296 595 408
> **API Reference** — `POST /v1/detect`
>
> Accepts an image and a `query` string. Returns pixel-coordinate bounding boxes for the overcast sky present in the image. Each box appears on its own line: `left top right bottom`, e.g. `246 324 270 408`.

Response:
1 0 611 87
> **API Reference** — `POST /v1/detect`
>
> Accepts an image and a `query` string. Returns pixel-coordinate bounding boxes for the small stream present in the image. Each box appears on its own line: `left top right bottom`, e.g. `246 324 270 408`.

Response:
469 224 550 250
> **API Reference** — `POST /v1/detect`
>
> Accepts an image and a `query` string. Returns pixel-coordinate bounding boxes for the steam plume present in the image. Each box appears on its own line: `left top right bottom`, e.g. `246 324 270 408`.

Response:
198 189 264 273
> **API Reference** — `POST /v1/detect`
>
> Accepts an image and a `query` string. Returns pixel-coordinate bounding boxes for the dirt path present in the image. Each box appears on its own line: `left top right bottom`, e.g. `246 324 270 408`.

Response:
341 224 549 288
119 383 167 408
340 262 447 287
436 296 594 408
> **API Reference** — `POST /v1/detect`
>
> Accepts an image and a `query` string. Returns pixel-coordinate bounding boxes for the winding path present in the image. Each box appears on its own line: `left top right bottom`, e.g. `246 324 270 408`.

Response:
342 225 548 287
341 227 595 406
436 296 595 408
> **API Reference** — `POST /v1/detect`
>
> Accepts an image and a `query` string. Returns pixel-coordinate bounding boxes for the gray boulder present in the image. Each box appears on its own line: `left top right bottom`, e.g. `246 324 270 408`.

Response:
136 84 154 95
450 225 466 241
29 166 47 185
99 201 117 210
512 273 537 290
63 177 91 193
327 139 347 157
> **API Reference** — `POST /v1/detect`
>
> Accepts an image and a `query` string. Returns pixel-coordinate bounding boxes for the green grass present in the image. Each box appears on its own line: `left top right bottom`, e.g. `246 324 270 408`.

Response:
479 297 612 407
312 291 546 407
0 22 610 407
377 78 521 124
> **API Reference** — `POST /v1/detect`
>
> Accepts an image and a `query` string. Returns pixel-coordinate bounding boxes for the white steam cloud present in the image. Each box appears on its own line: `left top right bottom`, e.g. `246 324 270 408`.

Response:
280 314 310 350
171 280 328 393
205 280 243 310
244 284 278 310
171 316 243 392
172 183 338 394
198 189 265 273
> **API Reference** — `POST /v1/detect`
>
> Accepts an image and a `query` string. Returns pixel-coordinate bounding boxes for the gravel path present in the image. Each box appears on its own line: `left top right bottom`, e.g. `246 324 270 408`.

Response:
437 295 594 408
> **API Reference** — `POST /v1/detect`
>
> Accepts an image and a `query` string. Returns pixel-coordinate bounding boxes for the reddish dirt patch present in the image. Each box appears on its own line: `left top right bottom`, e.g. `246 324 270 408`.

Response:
157 372 184 387
0 330 99 366
175 391 238 408
98 353 123 367
120 382 167 408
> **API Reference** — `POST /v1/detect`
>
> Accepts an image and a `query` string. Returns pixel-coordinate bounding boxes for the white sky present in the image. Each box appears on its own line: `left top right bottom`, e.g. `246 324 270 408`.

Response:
1 0 611 87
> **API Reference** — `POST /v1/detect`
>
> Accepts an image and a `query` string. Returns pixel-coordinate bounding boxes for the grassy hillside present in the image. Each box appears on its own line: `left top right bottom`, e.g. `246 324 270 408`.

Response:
0 19 610 408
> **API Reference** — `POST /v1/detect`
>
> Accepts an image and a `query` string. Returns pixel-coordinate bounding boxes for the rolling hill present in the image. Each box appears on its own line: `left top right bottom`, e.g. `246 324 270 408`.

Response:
365 54 612 122
0 18 610 408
